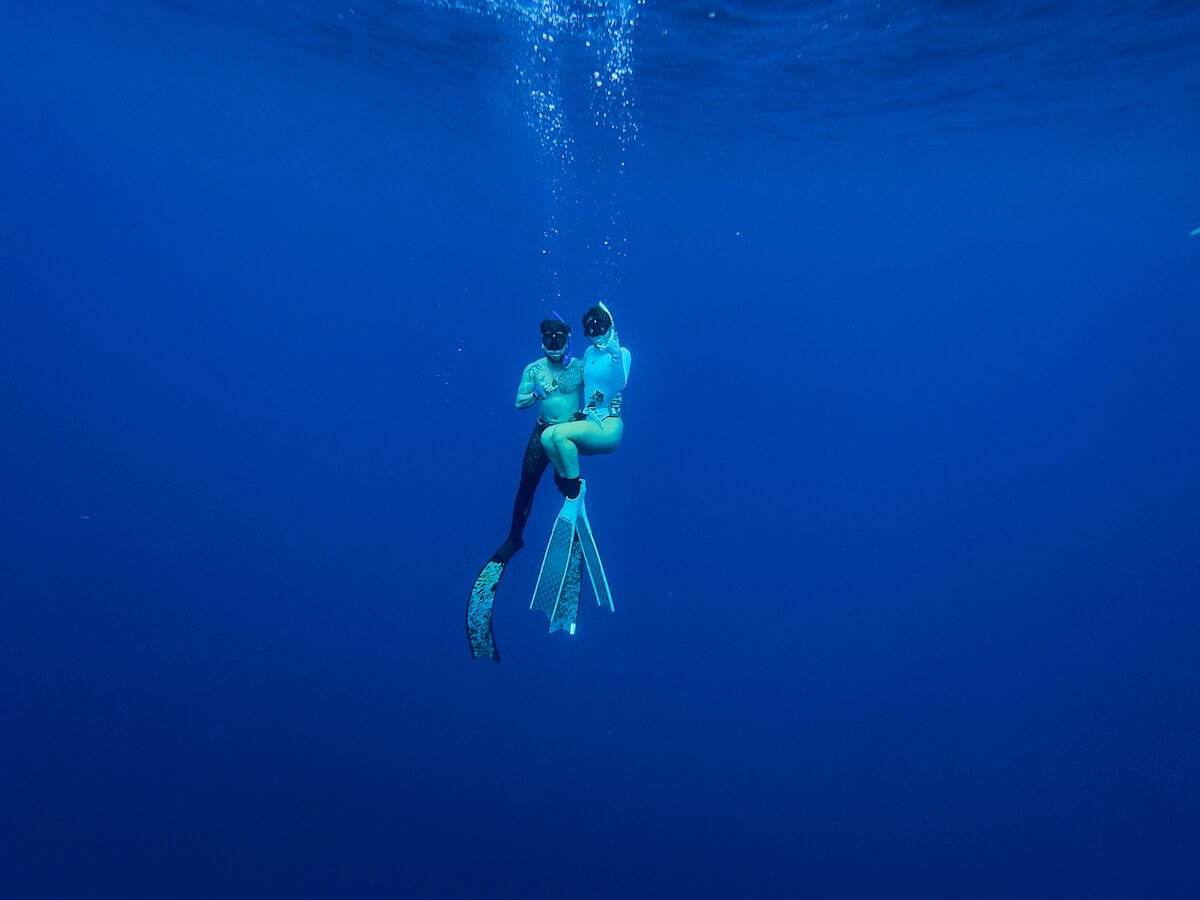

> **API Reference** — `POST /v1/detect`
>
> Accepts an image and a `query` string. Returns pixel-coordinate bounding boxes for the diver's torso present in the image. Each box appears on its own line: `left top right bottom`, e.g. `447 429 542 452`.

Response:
534 357 583 423
582 346 630 413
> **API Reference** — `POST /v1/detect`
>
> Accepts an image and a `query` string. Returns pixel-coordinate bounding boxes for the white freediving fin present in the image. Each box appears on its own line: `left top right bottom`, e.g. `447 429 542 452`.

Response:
574 501 613 612
530 483 587 627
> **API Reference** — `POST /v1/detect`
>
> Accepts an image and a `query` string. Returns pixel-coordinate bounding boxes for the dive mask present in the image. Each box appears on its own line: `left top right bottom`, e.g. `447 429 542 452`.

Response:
541 329 568 352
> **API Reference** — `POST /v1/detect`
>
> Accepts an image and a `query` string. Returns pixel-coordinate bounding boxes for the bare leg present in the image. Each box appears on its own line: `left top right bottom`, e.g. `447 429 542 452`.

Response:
544 418 624 478
540 425 564 473
556 430 582 478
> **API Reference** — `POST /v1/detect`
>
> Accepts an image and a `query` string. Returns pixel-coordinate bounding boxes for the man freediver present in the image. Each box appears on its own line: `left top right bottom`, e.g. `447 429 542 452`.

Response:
465 316 585 660
496 317 586 561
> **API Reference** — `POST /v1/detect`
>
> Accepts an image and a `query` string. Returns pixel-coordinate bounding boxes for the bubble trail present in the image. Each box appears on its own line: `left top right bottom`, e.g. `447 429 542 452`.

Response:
426 0 646 307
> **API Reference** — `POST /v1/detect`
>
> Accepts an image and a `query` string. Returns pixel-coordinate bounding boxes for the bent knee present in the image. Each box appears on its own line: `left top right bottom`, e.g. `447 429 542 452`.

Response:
542 427 572 451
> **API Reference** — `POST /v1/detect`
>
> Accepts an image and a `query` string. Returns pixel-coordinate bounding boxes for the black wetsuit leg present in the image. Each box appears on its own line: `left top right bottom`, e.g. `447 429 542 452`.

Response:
468 420 552 660
490 420 551 564
469 415 592 659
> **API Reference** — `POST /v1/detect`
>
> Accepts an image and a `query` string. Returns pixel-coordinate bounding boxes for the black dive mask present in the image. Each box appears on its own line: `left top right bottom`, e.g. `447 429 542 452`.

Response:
541 330 568 352
583 312 611 339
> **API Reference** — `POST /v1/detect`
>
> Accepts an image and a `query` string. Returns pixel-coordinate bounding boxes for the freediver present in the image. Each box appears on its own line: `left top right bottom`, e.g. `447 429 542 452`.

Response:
499 316 587 559
466 316 585 659
540 303 632 501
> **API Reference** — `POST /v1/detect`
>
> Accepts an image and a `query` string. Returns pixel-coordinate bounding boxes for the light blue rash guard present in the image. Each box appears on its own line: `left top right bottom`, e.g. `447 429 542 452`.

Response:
582 343 632 419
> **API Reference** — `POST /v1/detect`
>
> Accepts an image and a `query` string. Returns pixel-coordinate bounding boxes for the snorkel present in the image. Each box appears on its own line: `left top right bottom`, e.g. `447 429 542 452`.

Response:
597 301 615 349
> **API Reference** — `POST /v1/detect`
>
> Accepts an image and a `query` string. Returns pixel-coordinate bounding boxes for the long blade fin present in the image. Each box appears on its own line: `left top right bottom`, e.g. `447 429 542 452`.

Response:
467 560 505 661
575 507 614 611
549 533 584 633
531 515 576 623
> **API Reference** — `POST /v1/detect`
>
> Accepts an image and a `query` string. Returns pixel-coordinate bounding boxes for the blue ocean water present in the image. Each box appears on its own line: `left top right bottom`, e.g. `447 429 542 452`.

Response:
2 1 1199 897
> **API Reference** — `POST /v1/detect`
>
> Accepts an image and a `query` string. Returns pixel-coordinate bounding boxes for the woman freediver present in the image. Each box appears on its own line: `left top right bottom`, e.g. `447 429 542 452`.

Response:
540 303 632 500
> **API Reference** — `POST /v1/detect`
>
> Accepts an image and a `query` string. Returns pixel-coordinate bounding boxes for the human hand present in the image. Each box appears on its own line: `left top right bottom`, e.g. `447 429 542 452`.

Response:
605 328 622 359
531 381 548 401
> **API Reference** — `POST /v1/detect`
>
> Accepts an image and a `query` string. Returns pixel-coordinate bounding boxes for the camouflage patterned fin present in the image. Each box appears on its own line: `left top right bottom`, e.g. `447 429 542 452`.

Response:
467 559 505 661
576 505 614 611
530 514 576 624
549 533 585 634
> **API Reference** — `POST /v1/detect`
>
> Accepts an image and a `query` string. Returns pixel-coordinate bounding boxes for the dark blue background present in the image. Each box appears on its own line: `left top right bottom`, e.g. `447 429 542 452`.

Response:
3 3 1198 897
